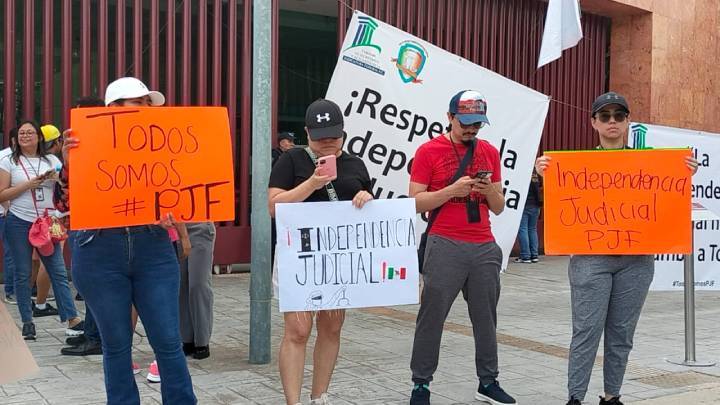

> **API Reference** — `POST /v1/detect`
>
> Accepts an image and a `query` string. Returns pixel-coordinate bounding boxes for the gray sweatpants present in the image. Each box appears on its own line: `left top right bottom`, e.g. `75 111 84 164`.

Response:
567 255 654 401
411 235 503 386
179 222 217 347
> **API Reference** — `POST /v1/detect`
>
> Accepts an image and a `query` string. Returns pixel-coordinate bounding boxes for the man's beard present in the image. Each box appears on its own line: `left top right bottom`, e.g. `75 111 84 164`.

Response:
461 132 476 146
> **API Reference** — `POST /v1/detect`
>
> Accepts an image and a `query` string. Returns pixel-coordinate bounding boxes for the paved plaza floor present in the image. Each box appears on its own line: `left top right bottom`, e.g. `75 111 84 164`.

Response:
2 255 720 404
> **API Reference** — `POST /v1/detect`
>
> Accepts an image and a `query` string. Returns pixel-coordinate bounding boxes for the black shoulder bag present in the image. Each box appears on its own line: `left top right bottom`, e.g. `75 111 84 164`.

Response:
417 139 476 273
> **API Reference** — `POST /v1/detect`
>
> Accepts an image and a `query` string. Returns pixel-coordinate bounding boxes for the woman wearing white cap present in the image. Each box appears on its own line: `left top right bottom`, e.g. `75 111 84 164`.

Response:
57 77 196 405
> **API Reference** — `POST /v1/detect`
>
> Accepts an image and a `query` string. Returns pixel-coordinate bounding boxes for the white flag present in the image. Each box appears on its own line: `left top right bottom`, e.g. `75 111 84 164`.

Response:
537 0 583 68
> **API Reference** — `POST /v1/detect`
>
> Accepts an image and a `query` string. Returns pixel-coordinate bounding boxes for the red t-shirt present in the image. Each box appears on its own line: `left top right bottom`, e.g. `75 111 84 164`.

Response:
410 134 502 243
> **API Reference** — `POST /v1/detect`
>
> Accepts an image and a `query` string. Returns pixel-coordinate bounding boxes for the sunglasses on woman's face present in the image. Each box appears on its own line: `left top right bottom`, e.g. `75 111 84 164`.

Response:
595 111 628 123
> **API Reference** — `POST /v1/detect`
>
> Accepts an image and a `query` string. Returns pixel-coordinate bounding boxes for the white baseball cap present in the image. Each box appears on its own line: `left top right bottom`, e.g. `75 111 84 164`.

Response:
104 77 166 106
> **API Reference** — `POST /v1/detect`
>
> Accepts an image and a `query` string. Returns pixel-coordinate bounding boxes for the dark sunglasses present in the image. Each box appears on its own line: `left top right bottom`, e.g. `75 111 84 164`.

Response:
451 114 485 129
460 122 484 129
595 111 628 123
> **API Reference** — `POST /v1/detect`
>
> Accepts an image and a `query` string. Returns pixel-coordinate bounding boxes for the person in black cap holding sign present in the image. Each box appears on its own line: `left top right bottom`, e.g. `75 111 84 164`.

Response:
272 131 296 167
408 90 516 405
536 91 699 405
268 99 373 405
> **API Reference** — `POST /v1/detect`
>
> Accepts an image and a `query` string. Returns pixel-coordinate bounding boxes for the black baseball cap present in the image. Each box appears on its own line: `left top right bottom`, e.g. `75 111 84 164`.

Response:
591 92 630 115
278 131 295 142
304 99 344 140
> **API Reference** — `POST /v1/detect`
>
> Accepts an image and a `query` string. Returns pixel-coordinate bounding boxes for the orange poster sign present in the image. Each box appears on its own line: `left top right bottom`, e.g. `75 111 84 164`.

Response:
543 149 692 255
69 107 235 229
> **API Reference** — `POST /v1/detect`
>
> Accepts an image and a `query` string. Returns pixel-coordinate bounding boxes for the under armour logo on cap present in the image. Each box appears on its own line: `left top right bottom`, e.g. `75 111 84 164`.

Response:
591 91 630 115
305 99 345 141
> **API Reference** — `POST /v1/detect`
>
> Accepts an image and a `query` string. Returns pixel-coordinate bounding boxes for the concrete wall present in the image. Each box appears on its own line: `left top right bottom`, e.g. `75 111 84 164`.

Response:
583 0 720 133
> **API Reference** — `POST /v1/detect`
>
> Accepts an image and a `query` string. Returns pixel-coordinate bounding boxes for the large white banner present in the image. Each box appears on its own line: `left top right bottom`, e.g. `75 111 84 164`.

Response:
275 199 419 312
326 12 550 269
630 122 720 290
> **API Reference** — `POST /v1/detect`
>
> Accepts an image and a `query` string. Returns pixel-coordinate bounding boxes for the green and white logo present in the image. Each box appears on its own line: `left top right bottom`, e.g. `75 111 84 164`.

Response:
347 16 382 52
631 123 648 149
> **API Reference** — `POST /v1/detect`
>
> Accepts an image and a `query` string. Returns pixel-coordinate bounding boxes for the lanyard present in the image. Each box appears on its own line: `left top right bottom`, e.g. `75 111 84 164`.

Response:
20 156 42 177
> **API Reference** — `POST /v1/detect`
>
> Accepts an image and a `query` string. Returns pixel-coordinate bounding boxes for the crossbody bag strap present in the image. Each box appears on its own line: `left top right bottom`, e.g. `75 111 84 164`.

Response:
18 158 41 217
304 147 339 202
425 139 476 231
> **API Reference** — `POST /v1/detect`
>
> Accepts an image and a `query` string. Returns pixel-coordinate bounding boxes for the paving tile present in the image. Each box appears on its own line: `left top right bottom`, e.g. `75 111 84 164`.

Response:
3 255 720 404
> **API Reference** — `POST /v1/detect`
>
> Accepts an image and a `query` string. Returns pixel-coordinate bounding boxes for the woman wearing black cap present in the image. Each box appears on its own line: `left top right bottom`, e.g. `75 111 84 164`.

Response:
535 92 699 405
268 99 373 405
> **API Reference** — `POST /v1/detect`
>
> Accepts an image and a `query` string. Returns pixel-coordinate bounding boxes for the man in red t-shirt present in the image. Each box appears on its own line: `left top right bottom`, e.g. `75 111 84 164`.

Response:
408 90 516 405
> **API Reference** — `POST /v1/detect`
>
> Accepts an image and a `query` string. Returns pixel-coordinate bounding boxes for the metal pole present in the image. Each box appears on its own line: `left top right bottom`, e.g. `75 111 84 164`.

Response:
683 226 696 362
666 221 715 367
249 0 272 365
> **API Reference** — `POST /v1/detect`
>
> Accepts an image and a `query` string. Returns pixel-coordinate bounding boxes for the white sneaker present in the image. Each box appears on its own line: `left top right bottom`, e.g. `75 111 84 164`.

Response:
310 393 331 405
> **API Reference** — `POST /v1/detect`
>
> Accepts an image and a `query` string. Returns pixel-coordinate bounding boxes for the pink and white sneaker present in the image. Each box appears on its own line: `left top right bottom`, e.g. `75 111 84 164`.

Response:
146 360 161 383
132 362 141 375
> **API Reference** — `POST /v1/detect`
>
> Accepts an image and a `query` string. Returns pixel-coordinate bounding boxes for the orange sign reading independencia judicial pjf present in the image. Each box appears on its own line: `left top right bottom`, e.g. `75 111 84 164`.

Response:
543 149 692 255
69 107 235 230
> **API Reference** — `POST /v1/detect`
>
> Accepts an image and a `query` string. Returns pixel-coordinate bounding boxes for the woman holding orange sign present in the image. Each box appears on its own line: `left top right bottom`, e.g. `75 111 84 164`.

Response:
57 77 197 405
535 92 699 405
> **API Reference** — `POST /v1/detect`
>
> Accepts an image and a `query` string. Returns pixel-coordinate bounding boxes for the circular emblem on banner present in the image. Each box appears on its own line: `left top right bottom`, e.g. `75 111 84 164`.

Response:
392 41 428 84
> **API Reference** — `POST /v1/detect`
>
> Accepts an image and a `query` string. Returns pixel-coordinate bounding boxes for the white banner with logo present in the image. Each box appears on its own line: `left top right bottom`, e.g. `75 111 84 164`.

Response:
630 122 720 290
326 11 550 269
275 199 419 312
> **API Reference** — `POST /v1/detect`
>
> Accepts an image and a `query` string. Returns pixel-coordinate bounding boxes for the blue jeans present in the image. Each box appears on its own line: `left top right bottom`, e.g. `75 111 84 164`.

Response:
6 213 78 323
517 205 540 260
1 215 17 296
72 226 196 405
68 230 100 344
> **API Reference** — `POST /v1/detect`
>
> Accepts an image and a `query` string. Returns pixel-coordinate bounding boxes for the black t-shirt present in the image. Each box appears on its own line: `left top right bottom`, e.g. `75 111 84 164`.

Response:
271 147 284 167
269 147 372 202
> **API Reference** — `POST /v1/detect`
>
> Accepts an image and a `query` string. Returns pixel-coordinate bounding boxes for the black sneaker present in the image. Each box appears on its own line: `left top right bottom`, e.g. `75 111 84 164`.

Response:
475 381 517 404
599 396 623 405
4 294 16 304
566 398 582 405
513 257 531 264
33 302 59 317
531 256 539 263
193 345 210 360
66 321 85 337
22 322 36 340
183 342 196 356
61 340 102 356
66 334 87 346
409 383 430 405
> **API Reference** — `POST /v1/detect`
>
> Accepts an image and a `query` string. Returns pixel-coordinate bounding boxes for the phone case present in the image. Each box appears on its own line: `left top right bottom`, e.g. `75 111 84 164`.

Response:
317 155 337 178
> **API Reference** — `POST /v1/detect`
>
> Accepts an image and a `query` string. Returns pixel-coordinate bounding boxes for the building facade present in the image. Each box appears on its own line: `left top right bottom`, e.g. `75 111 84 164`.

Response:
1 0 717 266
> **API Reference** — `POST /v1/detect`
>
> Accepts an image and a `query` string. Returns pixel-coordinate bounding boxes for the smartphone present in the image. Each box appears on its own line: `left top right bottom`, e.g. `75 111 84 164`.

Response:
474 170 493 180
316 154 337 178
40 169 56 179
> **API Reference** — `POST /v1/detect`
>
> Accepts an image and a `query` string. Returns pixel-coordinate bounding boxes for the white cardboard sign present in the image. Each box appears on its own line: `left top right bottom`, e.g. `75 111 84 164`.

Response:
275 199 419 312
